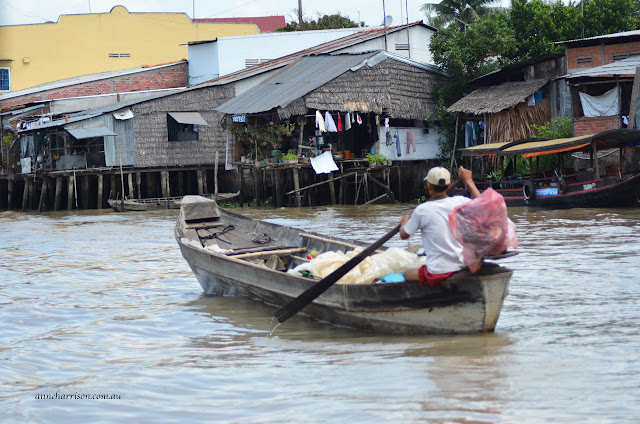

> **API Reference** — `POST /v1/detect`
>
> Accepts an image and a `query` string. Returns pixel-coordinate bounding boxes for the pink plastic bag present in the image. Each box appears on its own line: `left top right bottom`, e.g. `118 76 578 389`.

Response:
448 188 518 273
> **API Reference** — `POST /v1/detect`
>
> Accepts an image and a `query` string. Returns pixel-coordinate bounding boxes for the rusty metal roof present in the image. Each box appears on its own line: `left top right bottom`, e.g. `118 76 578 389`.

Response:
215 52 381 114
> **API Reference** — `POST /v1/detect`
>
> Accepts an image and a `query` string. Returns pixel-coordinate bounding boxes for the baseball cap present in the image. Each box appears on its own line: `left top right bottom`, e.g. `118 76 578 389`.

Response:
424 167 451 187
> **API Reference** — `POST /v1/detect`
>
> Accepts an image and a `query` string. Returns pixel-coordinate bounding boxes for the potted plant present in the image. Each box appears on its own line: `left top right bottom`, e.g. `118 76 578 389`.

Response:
367 153 387 167
283 149 299 164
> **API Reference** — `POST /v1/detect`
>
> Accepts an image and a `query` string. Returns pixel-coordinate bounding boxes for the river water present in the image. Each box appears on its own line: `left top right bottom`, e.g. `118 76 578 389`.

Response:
1 204 639 423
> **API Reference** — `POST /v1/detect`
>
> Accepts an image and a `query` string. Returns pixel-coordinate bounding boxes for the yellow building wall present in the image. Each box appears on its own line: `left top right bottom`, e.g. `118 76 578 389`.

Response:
0 5 259 92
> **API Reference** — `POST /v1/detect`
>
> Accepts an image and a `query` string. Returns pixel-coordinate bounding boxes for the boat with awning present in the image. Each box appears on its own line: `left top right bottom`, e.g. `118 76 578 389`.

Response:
458 129 640 208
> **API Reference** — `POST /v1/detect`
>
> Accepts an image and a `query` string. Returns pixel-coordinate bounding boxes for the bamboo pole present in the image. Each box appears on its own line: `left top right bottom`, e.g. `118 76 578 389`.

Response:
230 247 308 259
298 232 359 249
285 172 356 195
363 193 388 205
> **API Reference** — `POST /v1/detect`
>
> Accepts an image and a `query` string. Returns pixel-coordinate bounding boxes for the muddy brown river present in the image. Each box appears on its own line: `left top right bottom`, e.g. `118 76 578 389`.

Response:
1 204 639 423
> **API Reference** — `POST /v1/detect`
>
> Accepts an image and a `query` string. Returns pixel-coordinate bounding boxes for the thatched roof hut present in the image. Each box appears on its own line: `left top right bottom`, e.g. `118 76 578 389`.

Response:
216 51 449 120
448 79 551 144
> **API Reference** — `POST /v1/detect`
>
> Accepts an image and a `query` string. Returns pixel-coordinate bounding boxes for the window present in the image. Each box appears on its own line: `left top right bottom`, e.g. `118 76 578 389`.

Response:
167 112 208 142
612 51 640 61
108 53 131 58
0 68 9 91
576 56 593 65
395 43 409 51
245 59 269 68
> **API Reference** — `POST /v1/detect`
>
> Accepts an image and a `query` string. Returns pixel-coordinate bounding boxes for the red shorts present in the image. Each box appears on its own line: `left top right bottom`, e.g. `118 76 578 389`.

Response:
418 265 457 287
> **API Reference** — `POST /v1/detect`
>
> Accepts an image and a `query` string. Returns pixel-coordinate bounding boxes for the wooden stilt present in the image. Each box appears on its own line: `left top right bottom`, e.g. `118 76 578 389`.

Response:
292 167 302 207
274 168 281 208
364 172 370 203
83 175 89 209
54 177 62 211
237 166 245 207
592 141 600 179
328 172 336 205
397 166 402 202
136 172 142 199
127 173 134 198
162 170 169 198
29 179 36 210
251 167 258 205
7 178 14 210
110 174 117 199
38 177 48 212
146 172 154 198
255 168 263 205
338 174 345 204
214 151 220 197
196 169 204 195
21 179 29 211
202 168 209 194
97 174 104 209
178 171 184 196
67 175 74 210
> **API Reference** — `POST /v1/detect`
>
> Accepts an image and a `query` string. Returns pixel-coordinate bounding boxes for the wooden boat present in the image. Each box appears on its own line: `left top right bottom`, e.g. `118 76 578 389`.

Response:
458 129 640 208
174 195 514 335
108 192 239 212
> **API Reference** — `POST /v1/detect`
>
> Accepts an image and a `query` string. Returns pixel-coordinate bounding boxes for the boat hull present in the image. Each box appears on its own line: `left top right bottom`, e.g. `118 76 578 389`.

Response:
459 173 640 209
175 197 513 334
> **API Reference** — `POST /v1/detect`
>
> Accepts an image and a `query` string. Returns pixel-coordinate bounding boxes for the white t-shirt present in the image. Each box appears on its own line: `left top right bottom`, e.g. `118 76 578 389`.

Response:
403 196 471 274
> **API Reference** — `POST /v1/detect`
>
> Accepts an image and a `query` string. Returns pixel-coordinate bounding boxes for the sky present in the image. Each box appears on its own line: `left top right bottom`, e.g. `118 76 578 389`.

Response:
0 0 445 27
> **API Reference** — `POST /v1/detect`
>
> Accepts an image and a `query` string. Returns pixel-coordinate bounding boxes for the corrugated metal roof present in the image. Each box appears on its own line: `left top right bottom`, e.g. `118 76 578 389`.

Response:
194 16 286 32
0 60 187 101
563 55 640 79
17 113 101 132
67 127 117 139
215 52 380 115
168 111 209 125
556 29 640 46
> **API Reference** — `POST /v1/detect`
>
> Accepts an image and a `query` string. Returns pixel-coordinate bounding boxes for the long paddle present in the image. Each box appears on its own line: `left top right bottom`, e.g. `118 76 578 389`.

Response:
274 178 462 324
274 223 401 323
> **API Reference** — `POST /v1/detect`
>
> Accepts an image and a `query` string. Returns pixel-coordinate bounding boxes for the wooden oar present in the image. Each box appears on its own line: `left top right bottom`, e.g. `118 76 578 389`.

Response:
274 179 462 324
274 223 401 324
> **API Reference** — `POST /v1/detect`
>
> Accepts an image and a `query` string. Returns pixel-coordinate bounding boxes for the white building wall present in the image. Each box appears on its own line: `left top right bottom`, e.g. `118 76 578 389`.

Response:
189 28 361 85
335 26 434 64
188 42 220 85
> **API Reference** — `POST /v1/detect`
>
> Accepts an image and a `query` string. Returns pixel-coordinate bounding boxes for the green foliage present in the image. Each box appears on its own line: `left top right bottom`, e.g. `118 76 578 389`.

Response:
509 0 636 61
229 121 296 160
277 13 364 31
283 149 299 160
530 116 574 139
582 0 637 37
420 0 503 29
2 134 14 145
430 13 516 82
366 153 387 163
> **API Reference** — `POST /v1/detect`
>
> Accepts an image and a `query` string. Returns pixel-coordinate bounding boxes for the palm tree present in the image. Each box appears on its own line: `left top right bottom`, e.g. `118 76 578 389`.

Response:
420 0 503 29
